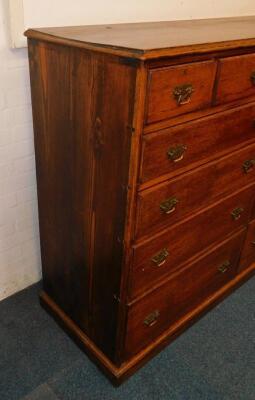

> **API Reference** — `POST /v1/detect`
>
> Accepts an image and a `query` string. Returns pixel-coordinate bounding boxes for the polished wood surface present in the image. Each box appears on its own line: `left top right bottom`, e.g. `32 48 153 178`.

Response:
136 144 255 239
25 17 255 59
216 53 255 104
126 229 246 357
28 39 137 361
26 18 255 384
146 60 216 123
40 260 255 385
239 219 255 272
140 103 255 184
131 186 254 298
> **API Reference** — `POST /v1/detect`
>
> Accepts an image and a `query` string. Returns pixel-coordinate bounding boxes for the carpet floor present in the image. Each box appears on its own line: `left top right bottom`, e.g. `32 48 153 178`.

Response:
0 278 254 400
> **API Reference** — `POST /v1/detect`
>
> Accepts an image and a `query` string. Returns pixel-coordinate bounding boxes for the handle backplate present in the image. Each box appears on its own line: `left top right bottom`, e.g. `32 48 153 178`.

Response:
231 207 244 221
160 197 179 214
167 144 187 162
243 158 255 173
218 260 230 273
173 84 194 105
151 248 169 267
144 310 160 327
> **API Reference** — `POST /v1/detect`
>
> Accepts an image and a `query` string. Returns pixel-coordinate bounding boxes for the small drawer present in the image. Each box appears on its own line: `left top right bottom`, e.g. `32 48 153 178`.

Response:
146 60 217 124
216 53 255 105
125 229 245 358
140 103 255 184
239 220 255 272
136 143 255 239
130 185 254 298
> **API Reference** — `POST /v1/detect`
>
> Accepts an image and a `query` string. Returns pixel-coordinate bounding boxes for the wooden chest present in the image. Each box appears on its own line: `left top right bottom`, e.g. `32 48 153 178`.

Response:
25 17 255 385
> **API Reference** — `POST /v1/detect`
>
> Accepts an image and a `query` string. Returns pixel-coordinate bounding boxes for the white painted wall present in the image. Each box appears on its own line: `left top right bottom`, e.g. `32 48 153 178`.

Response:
22 0 255 27
1 1 255 301
0 0 41 300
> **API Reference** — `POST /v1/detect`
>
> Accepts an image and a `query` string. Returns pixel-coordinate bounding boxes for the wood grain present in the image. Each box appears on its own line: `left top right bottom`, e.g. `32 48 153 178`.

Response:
25 17 255 60
146 60 217 123
140 102 255 185
216 53 255 104
125 229 246 357
40 258 255 384
28 39 137 361
136 143 255 239
131 185 255 298
239 219 255 272
26 19 255 384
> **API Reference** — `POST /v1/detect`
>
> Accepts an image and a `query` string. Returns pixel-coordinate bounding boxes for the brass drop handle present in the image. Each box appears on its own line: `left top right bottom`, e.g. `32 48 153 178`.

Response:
251 71 255 86
173 84 194 105
231 207 244 221
151 248 169 267
144 310 160 327
167 144 187 162
160 197 179 214
218 260 230 273
243 158 255 173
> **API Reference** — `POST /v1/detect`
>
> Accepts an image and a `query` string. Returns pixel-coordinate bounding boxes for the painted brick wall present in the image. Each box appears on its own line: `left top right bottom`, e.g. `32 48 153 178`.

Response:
0 1 41 300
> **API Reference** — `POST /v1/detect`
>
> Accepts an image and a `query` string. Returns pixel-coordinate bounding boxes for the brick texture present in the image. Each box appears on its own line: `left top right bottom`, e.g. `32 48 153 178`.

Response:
0 4 41 300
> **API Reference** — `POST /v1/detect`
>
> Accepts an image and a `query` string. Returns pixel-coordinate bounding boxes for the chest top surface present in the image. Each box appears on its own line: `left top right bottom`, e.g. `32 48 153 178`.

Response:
25 16 255 59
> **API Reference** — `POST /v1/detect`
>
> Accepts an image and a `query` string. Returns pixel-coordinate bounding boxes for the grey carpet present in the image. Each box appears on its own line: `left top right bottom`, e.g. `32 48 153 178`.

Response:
0 277 254 400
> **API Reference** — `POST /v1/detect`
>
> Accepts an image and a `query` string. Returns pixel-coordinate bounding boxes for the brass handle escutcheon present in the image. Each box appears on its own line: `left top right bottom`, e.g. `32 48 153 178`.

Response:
251 71 255 86
167 144 187 162
160 197 179 214
218 260 230 273
243 158 255 173
173 84 194 105
144 310 160 327
231 207 244 221
151 248 169 267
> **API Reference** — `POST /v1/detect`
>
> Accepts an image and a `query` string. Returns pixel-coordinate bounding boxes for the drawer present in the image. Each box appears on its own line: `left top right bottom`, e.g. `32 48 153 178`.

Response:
140 103 255 184
136 143 255 239
130 185 254 298
239 220 255 272
216 53 255 105
125 229 245 358
146 60 217 124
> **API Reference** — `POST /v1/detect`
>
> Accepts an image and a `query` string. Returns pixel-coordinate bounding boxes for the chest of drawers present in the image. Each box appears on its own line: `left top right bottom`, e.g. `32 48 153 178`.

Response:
25 17 255 385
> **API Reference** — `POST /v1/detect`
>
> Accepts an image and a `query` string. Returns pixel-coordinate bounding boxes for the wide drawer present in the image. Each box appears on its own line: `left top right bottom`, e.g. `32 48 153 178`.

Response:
136 143 255 239
125 229 246 358
130 185 254 298
140 103 255 184
146 60 217 124
216 53 255 105
239 219 255 273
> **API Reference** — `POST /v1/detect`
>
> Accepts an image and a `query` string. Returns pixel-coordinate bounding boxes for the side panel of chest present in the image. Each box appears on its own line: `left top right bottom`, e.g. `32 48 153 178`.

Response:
28 39 138 361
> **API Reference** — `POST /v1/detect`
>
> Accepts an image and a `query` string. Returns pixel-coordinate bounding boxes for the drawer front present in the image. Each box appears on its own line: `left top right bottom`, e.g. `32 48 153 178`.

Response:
216 53 255 105
125 229 245 358
140 103 255 184
136 143 255 239
130 185 254 298
239 219 255 272
146 60 217 124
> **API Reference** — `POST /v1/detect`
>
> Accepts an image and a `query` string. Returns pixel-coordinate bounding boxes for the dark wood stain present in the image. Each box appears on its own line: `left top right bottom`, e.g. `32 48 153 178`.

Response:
136 144 255 239
146 60 217 123
131 186 255 298
26 18 255 384
125 228 246 358
239 219 255 272
140 102 255 185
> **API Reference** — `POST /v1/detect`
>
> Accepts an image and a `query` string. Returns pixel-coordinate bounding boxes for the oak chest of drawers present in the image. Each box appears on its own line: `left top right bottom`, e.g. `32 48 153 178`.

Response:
25 17 255 384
